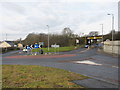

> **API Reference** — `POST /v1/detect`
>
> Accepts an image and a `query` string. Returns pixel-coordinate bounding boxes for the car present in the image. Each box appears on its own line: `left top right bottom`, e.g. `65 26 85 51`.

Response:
23 48 27 52
85 45 89 48
93 44 98 47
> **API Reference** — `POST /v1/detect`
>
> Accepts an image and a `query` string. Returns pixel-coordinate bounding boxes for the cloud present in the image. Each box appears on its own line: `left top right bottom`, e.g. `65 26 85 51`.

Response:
0 1 118 41
0 0 119 3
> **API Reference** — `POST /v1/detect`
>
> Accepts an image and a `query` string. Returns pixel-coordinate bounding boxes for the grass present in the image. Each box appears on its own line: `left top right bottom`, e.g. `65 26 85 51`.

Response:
32 45 83 53
2 65 89 88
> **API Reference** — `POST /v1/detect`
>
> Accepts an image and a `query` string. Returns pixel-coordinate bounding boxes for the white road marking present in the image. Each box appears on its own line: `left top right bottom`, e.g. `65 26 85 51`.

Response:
73 60 102 66
112 66 119 68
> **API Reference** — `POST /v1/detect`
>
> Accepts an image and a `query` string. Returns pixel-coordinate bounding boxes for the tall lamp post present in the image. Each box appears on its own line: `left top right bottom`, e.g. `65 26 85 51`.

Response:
107 13 114 54
46 25 50 51
107 13 114 41
100 24 103 43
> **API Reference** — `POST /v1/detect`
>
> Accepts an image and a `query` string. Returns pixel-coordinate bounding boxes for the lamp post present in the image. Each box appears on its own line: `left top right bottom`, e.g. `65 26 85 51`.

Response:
107 13 114 54
46 25 50 51
6 33 7 41
100 24 103 43
107 13 114 41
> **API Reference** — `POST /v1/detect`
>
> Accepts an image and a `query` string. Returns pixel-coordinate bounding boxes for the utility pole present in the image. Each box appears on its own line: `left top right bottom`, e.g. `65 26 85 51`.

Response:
107 13 114 54
100 24 104 43
46 25 50 52
107 13 114 41
6 33 7 41
5 33 7 52
112 14 114 41
20 38 22 43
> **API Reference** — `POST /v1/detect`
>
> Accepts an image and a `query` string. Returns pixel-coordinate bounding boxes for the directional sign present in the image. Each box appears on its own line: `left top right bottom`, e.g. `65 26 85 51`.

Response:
76 39 79 44
51 45 60 48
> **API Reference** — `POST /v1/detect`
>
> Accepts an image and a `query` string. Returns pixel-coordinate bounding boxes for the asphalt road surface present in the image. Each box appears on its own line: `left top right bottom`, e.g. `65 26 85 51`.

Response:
2 48 119 88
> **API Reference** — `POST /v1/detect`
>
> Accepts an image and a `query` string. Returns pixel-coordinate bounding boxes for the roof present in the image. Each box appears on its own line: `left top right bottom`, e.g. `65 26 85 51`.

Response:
0 41 14 48
5 41 14 46
1 41 14 46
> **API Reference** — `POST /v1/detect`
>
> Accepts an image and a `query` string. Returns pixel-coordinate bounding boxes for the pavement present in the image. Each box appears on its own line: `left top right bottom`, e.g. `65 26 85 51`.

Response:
2 48 120 88
1 50 21 57
73 79 117 88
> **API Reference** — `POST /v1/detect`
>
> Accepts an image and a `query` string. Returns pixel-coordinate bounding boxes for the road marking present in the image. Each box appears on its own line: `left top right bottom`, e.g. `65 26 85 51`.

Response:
112 66 119 68
73 60 102 66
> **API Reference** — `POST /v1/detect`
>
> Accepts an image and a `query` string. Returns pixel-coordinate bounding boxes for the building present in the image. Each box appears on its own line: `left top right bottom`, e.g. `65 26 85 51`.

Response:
0 41 14 48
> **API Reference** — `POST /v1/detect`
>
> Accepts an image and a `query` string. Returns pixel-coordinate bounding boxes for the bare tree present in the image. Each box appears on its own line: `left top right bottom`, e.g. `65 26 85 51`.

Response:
89 31 99 36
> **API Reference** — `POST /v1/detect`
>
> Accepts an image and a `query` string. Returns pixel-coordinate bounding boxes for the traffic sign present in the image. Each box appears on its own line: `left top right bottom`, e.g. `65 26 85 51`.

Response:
51 45 60 48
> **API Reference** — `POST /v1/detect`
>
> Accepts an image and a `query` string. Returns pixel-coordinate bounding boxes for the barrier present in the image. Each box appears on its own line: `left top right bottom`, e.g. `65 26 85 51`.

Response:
103 41 120 55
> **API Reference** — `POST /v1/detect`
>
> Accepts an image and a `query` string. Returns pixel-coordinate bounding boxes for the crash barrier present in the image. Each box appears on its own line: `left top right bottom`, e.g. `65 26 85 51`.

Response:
103 41 120 55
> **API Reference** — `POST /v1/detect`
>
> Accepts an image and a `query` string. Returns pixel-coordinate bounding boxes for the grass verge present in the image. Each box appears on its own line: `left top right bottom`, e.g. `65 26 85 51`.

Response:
32 45 83 53
2 65 88 88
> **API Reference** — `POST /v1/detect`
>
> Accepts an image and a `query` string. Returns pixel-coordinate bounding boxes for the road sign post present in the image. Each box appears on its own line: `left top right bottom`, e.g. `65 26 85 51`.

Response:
51 44 60 54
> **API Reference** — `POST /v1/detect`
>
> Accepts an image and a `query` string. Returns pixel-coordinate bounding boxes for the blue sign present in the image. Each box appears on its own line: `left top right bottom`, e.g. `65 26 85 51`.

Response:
34 44 39 48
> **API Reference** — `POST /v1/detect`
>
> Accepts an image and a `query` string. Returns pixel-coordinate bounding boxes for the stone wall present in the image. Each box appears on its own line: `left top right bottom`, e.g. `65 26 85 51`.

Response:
103 41 120 55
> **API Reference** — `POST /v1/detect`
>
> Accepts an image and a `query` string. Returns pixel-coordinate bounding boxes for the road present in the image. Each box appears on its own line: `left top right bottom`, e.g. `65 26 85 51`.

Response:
2 48 119 88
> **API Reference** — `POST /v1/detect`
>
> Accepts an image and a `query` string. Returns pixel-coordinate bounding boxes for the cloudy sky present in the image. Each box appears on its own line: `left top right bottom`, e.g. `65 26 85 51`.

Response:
0 0 119 41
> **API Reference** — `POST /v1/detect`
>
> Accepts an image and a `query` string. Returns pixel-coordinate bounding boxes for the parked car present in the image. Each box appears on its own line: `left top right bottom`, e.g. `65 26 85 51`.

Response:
85 45 89 48
23 48 27 53
93 44 98 47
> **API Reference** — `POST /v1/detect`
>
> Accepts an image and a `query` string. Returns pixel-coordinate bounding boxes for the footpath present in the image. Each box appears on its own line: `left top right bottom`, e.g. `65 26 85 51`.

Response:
1 50 21 57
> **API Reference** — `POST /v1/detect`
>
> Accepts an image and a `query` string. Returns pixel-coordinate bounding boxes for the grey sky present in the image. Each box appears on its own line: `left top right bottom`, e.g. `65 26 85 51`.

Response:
0 0 119 41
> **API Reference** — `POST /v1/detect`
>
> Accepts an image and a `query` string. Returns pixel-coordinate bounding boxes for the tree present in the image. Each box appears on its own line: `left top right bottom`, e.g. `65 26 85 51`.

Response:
89 31 99 36
22 27 79 47
104 30 120 41
62 27 73 37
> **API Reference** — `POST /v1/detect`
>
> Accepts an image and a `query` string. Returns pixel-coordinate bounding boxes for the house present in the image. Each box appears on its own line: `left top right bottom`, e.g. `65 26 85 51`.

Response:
0 41 14 48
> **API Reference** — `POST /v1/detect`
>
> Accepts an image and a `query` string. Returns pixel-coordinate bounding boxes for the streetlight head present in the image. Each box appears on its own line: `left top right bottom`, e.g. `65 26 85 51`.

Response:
107 13 111 15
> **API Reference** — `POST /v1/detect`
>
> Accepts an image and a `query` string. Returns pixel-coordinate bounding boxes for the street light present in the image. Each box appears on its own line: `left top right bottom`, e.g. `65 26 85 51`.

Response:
100 24 103 43
107 13 114 54
46 25 50 51
107 13 114 41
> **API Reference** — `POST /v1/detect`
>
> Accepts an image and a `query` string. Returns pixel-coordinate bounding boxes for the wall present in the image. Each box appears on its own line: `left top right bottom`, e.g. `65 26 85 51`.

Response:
103 41 120 55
